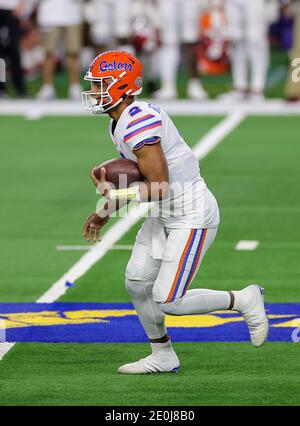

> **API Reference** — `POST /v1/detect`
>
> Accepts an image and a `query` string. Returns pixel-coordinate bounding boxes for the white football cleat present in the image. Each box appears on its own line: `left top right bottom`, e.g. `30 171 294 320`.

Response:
247 92 265 103
69 83 83 101
153 86 177 101
233 285 269 347
187 79 208 101
218 90 246 103
118 344 180 375
36 84 56 101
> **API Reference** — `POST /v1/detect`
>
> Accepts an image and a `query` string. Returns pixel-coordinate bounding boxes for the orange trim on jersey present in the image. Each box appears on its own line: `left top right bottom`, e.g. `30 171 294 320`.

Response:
127 114 155 129
183 228 208 294
165 230 195 304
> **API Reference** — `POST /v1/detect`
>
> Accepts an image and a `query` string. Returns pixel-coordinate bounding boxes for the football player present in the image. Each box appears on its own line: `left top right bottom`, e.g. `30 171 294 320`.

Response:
219 0 279 102
82 50 269 374
153 0 208 100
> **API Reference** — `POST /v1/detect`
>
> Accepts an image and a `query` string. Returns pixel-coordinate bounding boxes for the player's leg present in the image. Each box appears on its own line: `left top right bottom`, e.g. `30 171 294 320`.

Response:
118 218 179 374
219 0 248 101
65 24 83 100
181 0 208 100
5 10 26 97
112 0 133 51
37 26 60 100
87 0 111 54
153 0 179 100
230 39 248 94
245 0 269 100
153 227 231 312
125 219 166 340
154 227 268 347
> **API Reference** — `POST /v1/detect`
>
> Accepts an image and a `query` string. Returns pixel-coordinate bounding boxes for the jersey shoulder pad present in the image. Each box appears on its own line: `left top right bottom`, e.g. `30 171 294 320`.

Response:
122 102 162 150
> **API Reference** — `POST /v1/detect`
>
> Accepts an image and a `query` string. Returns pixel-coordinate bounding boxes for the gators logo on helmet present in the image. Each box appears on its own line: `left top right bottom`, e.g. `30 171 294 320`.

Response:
82 50 143 114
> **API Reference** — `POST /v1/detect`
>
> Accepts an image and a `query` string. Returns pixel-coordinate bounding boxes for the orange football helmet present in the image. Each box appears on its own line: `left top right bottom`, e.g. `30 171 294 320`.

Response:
82 50 143 114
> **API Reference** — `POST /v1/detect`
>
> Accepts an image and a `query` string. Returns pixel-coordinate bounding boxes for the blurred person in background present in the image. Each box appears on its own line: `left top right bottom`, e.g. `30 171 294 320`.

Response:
285 0 300 101
198 0 229 76
269 0 294 49
0 0 26 98
37 0 83 101
20 0 44 81
131 0 160 95
154 0 208 101
84 0 132 53
219 0 279 102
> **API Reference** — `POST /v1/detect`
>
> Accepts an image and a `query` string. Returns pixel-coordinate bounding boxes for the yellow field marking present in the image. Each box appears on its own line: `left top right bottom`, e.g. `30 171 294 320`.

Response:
0 310 136 329
272 318 300 328
0 311 297 330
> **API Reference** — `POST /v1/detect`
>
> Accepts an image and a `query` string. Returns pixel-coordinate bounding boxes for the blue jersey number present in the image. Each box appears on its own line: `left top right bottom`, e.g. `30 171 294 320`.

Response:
148 103 161 113
129 106 142 117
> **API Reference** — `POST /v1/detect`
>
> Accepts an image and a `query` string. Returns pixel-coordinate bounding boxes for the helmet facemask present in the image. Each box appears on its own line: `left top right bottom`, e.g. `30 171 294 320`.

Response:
81 76 118 114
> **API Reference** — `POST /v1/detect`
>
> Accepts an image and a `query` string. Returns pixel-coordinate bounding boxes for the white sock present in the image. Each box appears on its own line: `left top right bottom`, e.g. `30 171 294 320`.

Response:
231 288 249 311
159 288 231 315
247 38 269 93
230 39 248 91
150 340 173 354
158 44 179 91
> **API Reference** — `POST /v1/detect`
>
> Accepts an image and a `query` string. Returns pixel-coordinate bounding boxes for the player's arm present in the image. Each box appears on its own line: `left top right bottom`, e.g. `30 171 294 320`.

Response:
90 142 169 204
83 210 108 242
134 142 169 202
83 168 128 242
83 198 129 242
107 142 169 202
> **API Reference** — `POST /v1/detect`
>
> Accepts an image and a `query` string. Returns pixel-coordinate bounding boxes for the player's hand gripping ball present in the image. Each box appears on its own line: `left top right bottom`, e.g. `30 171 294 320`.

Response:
91 158 144 198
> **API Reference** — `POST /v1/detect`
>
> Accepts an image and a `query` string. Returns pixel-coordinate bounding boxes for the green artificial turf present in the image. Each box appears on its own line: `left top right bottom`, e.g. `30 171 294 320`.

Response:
1 343 299 406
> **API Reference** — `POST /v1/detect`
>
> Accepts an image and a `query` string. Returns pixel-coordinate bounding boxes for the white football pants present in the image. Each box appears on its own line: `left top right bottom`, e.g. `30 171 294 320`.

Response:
225 0 270 92
88 0 131 45
125 218 230 340
156 0 204 92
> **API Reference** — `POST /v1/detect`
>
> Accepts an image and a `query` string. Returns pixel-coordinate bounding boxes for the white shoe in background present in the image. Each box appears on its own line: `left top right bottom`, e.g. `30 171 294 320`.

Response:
187 79 208 101
69 84 82 101
247 92 265 103
233 284 269 347
218 90 246 103
153 86 177 101
37 84 56 101
117 341 180 374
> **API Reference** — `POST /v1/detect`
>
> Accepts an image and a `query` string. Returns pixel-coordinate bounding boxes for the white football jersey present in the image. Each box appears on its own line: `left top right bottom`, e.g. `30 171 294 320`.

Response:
37 0 83 27
109 100 220 229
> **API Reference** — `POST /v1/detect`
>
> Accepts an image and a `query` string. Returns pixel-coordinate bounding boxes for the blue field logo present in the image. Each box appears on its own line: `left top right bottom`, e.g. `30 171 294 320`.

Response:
0 303 299 343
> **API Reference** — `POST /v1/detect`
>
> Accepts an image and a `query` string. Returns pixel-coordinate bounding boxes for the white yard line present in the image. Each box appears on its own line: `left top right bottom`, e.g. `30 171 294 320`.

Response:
193 110 245 159
0 111 245 361
110 245 134 251
235 240 260 251
0 99 300 117
56 244 134 251
56 245 93 251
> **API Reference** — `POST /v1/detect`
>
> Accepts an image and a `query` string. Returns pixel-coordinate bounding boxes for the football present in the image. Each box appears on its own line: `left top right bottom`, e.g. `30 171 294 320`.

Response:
93 158 144 189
